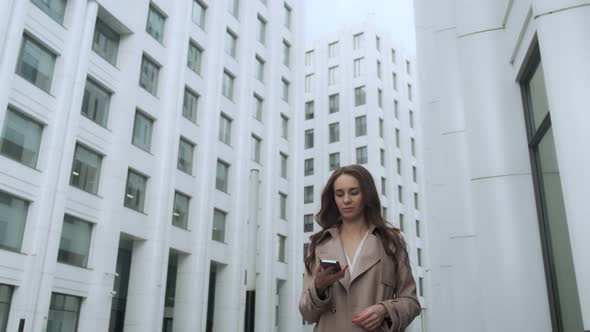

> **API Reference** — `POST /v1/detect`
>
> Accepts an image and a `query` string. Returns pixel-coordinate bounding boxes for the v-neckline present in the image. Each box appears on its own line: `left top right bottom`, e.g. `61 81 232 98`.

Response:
343 228 371 274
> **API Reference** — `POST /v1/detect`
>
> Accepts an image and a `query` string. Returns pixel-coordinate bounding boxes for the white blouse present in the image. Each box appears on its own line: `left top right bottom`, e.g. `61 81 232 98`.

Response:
344 229 371 274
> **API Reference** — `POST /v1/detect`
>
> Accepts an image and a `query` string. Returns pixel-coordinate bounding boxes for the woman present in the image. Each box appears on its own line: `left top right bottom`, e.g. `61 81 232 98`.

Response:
299 165 421 331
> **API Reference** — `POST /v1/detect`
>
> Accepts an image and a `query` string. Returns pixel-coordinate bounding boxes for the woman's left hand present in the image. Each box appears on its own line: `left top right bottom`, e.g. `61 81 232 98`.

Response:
352 303 388 331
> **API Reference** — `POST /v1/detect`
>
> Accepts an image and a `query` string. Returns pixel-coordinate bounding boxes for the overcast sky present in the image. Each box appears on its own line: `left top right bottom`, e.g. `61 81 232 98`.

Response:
303 0 416 53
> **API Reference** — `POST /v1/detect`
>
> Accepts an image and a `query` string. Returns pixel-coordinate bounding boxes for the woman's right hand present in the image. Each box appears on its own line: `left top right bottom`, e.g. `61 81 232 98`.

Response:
314 263 348 294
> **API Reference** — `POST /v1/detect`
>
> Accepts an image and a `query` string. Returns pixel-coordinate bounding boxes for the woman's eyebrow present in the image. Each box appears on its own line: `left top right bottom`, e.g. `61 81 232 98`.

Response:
334 187 360 192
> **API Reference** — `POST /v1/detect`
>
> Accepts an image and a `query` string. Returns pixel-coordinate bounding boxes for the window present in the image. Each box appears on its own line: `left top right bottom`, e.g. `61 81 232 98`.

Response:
70 144 102 194
328 41 338 58
257 16 267 45
0 284 14 332
399 213 404 231
381 177 387 196
353 57 363 77
0 107 43 168
419 277 424 296
31 0 66 24
47 293 81 332
139 55 160 96
177 138 195 174
354 86 366 106
304 158 314 176
396 158 402 175
222 70 235 100
172 192 190 229
377 61 382 79
212 209 226 242
251 135 262 163
329 122 340 143
16 35 57 93
378 89 383 108
376 35 381 51
131 110 153 152
305 74 313 93
92 18 120 65
328 66 338 85
380 149 385 166
382 207 387 219
411 138 416 156
303 243 309 258
356 146 368 164
398 185 403 203
277 234 286 262
413 166 417 182
414 193 419 210
416 219 421 237
304 129 314 149
58 215 93 267
280 152 288 179
0 190 29 251
395 128 400 148
279 192 287 220
391 48 396 63
406 60 411 75
216 159 230 193
281 114 288 139
417 248 422 266
394 99 399 118
329 152 340 171
379 118 384 137
124 169 147 212
146 4 166 43
355 116 367 137
227 0 239 17
281 78 290 102
393 72 398 91
408 83 413 101
218 113 232 145
81 78 111 127
187 41 203 74
353 33 363 49
410 110 415 128
305 101 314 120
284 3 292 29
183 87 199 123
253 94 264 121
192 0 207 29
225 29 238 58
303 186 313 204
283 40 291 67
255 55 265 82
305 50 313 66
304 214 314 232
329 94 339 113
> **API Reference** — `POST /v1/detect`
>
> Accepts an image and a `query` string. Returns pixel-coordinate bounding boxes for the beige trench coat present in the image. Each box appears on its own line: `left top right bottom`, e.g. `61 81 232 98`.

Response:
299 225 421 332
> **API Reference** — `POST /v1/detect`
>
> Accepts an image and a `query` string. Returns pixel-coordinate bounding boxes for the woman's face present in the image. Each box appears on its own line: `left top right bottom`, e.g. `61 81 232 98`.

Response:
333 174 364 221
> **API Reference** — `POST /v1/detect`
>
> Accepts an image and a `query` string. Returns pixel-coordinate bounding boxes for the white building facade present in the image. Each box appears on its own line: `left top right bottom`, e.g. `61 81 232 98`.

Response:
300 22 428 332
415 0 590 331
0 0 305 331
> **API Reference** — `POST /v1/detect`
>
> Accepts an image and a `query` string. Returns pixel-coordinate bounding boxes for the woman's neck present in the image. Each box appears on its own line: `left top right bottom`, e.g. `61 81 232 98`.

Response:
340 217 369 237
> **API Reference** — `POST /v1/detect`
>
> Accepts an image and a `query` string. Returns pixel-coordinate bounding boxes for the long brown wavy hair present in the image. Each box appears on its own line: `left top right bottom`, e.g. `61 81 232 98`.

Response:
304 164 407 273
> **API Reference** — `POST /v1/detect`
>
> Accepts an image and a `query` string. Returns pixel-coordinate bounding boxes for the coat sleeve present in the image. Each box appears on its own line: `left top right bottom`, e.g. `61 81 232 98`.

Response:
299 254 332 322
379 246 421 332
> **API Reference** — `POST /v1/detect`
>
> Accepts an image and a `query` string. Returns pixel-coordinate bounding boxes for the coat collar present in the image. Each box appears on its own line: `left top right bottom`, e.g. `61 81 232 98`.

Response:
316 224 382 292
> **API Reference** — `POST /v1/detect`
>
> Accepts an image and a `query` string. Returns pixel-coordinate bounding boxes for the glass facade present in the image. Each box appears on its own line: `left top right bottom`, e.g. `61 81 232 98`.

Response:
16 35 57 92
0 191 29 251
70 144 102 194
47 293 81 332
58 215 93 267
0 107 43 168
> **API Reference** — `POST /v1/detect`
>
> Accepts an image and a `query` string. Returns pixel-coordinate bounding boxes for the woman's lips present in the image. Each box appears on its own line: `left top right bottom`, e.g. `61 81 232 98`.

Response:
342 207 354 212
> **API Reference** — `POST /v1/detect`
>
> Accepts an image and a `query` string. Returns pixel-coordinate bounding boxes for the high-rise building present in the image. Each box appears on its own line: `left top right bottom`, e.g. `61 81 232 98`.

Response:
0 0 303 331
415 1 590 331
300 21 427 332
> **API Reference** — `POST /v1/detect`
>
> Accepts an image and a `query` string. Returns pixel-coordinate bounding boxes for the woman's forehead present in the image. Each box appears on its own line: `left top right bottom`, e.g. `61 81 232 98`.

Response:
333 174 360 189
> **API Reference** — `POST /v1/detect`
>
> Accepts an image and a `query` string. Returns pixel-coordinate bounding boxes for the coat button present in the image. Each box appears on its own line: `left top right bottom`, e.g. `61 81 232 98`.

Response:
331 308 336 313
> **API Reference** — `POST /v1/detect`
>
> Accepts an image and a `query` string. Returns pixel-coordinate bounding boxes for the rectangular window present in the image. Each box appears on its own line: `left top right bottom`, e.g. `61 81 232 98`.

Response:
305 74 313 93
413 166 417 182
281 78 290 102
172 191 190 229
329 122 339 143
218 113 232 145
377 61 382 79
328 66 338 85
222 70 235 100
379 118 384 137
399 213 404 231
212 209 226 242
279 192 287 220
70 144 102 194
305 50 313 66
304 129 314 149
380 148 385 166
382 207 387 219
328 41 338 58
81 78 111 127
304 186 313 204
47 293 81 332
391 48 396 63
277 234 286 262
353 58 363 77
124 169 148 213
132 110 153 152
419 277 424 296
251 135 262 163
378 89 383 108
414 193 419 210
356 146 368 164
0 190 29 251
329 152 340 171
410 110 414 128
92 18 120 65
183 87 199 123
0 284 14 332
16 35 57 93
376 35 381 51
416 219 421 237
353 33 363 49
146 4 166 43
139 55 160 96
284 3 292 29
406 60 411 75
253 94 263 121
395 128 400 148
354 86 366 106
394 99 399 118
187 41 203 74
32 0 66 23
329 94 339 113
58 215 93 267
0 107 43 168
216 159 230 193
408 83 413 101
177 138 195 175
257 15 267 45
304 214 314 232
304 158 314 176
225 29 238 58
417 248 422 266
283 40 291 67
398 185 403 203
411 138 416 156
397 158 402 175
393 72 398 91
227 0 239 17
381 177 387 196
255 55 265 82
355 115 367 137
281 114 288 139
280 152 288 179
305 101 314 120
192 0 207 29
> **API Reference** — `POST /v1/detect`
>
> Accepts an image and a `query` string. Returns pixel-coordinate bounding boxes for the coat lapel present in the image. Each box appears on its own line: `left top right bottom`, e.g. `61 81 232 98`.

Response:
349 225 381 284
316 227 351 292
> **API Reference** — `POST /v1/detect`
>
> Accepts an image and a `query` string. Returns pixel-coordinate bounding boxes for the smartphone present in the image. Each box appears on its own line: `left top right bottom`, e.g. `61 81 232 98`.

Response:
320 259 342 272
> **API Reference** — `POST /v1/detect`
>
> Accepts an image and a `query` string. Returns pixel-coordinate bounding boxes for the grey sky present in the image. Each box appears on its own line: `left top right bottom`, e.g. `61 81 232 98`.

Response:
303 0 416 53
